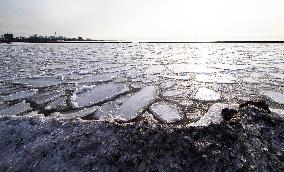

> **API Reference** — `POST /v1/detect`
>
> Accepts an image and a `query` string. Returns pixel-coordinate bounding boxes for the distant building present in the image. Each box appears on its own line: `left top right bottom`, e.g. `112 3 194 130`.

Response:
4 33 13 40
78 36 83 41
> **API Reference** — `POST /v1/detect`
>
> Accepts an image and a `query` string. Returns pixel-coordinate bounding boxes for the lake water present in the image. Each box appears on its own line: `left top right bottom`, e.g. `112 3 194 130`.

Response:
0 43 284 124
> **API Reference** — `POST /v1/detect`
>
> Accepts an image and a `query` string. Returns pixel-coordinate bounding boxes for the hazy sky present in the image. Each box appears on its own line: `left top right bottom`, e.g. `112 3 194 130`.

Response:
1 0 284 41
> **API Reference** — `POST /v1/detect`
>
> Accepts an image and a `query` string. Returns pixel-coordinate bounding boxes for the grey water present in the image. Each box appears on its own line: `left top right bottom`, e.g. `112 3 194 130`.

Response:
0 43 284 123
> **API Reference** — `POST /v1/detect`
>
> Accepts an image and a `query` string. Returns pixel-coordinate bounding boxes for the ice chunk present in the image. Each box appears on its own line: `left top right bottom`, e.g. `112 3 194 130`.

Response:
189 103 238 127
192 88 221 101
262 90 284 104
0 89 37 102
150 102 182 123
270 108 284 118
114 86 157 121
94 101 118 120
0 102 32 116
30 91 64 105
45 96 68 110
50 106 99 119
16 77 64 88
72 83 129 108
69 73 117 84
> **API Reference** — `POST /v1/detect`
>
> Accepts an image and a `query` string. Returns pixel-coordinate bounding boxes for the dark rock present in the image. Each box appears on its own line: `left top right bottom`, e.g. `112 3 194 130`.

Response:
221 108 238 121
239 100 271 113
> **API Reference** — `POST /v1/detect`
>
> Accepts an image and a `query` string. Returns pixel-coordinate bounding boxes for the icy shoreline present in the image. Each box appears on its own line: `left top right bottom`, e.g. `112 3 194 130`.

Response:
0 102 284 171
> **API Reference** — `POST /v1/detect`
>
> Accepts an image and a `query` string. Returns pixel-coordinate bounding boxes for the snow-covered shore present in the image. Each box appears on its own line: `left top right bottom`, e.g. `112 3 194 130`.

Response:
0 102 284 171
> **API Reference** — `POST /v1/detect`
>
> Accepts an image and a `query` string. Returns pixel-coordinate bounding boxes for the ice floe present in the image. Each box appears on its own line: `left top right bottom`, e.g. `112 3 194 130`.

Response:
0 89 37 102
270 108 284 118
71 83 129 108
69 73 117 84
114 86 157 121
16 77 64 88
189 103 238 127
30 91 64 105
150 102 182 123
45 96 68 110
0 101 32 116
50 106 99 119
262 90 284 104
94 101 118 120
192 88 221 101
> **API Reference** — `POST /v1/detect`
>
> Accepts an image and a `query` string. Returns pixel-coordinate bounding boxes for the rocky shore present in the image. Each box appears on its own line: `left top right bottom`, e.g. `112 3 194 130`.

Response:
0 101 284 172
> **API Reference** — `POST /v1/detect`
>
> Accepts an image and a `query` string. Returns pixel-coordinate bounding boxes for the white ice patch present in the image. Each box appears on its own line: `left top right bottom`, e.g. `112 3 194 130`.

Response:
270 108 284 118
72 83 129 108
94 101 118 120
189 103 238 127
114 86 157 121
262 90 284 104
192 87 221 101
150 102 182 123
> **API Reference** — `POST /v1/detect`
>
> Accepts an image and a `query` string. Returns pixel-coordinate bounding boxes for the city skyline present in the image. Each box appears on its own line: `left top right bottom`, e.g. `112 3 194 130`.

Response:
1 0 284 41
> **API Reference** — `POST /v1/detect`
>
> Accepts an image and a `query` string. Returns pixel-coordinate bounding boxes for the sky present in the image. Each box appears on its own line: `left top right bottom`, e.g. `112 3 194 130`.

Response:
0 0 284 41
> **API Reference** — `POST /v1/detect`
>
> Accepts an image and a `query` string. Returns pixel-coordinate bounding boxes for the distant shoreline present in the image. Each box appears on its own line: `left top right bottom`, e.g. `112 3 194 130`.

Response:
1 40 284 44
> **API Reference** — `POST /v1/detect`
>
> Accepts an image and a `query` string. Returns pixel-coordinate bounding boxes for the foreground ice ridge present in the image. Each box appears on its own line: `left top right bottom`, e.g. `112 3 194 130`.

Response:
0 101 284 171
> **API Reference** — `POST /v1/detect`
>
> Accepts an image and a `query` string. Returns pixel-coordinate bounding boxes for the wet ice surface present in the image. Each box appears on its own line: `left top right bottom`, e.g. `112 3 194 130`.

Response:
50 106 99 119
16 77 64 88
0 102 32 116
0 43 284 124
71 83 129 108
114 86 157 121
150 102 182 123
0 89 37 102
68 73 117 84
192 87 221 101
262 90 284 104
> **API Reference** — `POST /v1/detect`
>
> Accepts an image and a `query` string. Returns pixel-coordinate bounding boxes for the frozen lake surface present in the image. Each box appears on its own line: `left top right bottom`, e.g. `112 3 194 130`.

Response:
0 43 284 124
